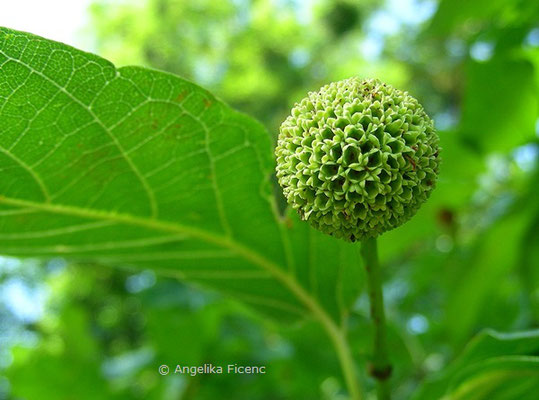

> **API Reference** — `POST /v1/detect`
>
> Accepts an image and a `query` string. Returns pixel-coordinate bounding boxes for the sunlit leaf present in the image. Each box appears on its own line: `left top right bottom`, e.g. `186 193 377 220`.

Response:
0 27 362 327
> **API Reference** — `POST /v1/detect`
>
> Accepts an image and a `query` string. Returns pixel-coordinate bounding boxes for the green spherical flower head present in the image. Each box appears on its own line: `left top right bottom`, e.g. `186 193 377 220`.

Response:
275 77 440 242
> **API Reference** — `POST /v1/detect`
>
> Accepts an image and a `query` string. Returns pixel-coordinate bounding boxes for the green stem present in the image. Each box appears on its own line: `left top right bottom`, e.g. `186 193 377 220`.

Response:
360 237 392 400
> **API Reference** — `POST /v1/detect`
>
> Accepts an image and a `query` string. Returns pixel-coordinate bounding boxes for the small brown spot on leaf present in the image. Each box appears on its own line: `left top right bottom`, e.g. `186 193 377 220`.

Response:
175 91 188 102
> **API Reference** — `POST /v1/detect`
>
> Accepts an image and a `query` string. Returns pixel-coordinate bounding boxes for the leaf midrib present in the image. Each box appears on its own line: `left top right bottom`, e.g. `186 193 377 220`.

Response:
0 195 342 331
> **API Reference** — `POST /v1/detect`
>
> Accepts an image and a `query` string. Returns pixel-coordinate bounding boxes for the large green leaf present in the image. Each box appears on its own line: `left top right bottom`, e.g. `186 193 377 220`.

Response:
413 329 539 400
0 27 362 329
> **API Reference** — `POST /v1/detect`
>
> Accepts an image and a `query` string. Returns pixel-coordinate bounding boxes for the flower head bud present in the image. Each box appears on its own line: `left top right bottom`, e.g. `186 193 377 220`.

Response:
275 77 440 242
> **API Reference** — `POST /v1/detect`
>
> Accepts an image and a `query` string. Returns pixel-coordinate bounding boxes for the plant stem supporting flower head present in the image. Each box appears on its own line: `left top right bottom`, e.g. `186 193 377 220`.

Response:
360 237 392 400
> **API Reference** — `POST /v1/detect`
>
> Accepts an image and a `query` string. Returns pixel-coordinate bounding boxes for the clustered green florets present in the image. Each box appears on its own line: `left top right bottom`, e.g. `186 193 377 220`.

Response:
275 77 440 242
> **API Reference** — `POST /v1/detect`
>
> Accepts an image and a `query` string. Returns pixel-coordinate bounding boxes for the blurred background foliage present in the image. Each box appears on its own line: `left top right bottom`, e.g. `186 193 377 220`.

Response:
1 0 539 399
